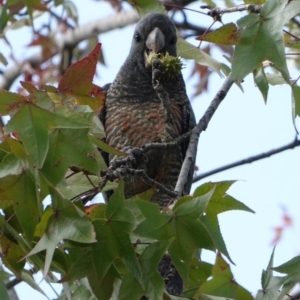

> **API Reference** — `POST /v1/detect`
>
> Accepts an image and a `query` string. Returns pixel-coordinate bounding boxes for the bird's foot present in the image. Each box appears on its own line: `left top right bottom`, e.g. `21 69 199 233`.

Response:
100 147 148 185
152 59 165 87
99 146 178 199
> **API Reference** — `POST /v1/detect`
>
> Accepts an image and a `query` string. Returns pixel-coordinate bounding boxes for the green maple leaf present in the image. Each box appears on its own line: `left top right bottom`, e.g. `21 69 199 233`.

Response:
232 0 300 81
0 172 40 241
40 128 105 185
196 23 240 46
0 90 25 115
177 38 222 75
253 65 269 102
26 186 96 277
134 200 173 240
88 264 119 300
183 255 213 298
59 246 93 283
90 179 142 292
119 240 171 300
130 0 166 16
134 181 253 287
5 104 52 168
292 85 300 117
169 187 225 282
0 281 9 300
194 181 254 214
0 137 28 178
272 255 300 299
200 253 253 300
255 248 286 300
0 234 25 275
134 185 233 284
4 102 94 169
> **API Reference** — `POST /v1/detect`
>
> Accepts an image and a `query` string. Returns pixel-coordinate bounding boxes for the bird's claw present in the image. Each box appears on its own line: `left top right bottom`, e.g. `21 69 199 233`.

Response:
152 69 161 86
152 59 165 86
152 59 164 70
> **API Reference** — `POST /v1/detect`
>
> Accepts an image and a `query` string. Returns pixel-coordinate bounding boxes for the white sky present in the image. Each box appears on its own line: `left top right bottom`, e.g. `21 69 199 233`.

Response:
1 0 300 299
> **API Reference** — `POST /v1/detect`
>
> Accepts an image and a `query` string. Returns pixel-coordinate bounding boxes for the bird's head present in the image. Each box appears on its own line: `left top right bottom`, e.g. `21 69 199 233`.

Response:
129 13 177 69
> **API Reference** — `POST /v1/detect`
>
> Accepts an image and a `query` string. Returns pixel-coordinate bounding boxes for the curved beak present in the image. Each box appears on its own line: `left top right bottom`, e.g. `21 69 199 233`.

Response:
146 27 165 54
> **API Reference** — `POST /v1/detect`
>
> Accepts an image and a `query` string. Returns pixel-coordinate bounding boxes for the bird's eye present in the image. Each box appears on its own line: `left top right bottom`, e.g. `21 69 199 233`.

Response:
170 36 177 45
134 33 142 42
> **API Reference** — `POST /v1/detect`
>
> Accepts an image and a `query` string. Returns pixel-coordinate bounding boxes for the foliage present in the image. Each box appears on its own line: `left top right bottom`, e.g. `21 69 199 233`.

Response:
0 46 254 296
0 0 300 299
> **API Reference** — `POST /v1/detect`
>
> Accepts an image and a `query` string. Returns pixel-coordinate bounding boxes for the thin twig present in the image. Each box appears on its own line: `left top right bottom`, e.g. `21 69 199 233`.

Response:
283 29 300 42
192 136 300 183
126 167 178 198
85 174 96 188
5 278 22 290
70 188 99 202
48 9 75 29
202 4 262 15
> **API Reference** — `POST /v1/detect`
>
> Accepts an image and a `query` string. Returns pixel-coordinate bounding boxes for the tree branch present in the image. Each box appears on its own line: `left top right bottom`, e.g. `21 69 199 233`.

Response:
0 9 139 90
5 278 22 290
192 136 300 183
175 74 234 196
201 4 262 15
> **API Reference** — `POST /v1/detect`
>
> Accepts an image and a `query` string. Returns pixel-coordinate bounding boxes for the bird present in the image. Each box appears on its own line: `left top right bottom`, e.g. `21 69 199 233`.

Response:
100 12 196 297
